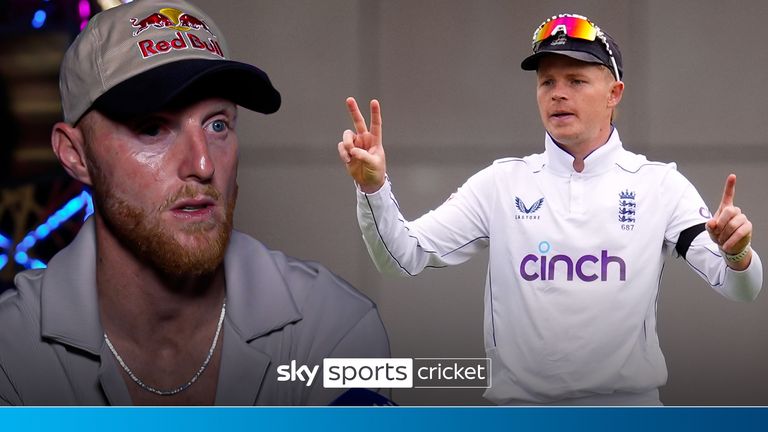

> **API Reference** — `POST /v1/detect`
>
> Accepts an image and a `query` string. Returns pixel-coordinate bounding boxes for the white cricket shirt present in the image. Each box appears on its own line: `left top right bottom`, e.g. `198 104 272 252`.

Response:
356 129 762 404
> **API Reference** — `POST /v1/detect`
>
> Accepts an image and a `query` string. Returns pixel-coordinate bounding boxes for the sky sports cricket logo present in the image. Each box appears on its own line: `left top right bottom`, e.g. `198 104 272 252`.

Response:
276 358 491 389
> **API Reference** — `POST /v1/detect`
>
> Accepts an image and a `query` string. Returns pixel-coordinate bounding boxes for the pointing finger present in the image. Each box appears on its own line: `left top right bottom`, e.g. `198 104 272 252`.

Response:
346 97 368 134
719 174 736 210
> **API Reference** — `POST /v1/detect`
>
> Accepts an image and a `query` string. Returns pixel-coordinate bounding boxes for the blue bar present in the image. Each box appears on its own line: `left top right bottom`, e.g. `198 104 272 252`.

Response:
0 407 765 432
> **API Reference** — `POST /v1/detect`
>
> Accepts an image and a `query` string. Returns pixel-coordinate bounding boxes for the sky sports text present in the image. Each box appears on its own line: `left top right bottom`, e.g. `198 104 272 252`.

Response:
276 358 491 388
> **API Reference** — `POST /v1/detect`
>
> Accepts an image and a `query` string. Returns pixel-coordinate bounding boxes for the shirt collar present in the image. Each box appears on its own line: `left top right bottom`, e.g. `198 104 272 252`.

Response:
544 127 623 176
40 218 302 354
222 231 302 341
41 217 102 355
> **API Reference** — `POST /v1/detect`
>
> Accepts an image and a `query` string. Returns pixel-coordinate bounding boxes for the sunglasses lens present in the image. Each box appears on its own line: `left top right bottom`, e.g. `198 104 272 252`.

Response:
534 16 597 43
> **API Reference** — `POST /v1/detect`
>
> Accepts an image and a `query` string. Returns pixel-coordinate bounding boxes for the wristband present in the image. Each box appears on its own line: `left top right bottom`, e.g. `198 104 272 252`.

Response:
724 242 751 263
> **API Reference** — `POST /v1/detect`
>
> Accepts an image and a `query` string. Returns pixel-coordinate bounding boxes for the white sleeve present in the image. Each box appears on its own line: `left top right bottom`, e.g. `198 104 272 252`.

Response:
356 168 493 276
664 168 763 302
684 233 762 302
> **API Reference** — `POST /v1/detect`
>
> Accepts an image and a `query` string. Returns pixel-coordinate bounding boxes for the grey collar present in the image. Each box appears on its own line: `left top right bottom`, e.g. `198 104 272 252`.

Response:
40 218 302 355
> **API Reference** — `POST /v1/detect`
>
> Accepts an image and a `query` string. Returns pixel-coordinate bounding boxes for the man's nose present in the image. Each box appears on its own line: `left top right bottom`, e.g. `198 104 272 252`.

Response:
177 126 215 182
551 83 568 100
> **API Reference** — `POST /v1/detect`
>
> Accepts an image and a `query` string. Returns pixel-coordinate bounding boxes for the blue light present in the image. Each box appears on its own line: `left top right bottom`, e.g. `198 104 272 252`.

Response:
85 192 94 220
30 259 47 270
0 234 10 250
35 224 51 239
31 10 47 29
64 198 82 216
15 251 28 265
21 235 36 251
12 190 93 269
0 254 7 271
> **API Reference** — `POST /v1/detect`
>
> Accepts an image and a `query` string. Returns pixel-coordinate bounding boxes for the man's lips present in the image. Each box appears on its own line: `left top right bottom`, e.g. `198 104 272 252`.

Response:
169 197 217 217
550 111 575 119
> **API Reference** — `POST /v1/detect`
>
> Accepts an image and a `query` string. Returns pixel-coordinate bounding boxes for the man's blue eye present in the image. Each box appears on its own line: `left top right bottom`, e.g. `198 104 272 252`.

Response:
211 120 226 132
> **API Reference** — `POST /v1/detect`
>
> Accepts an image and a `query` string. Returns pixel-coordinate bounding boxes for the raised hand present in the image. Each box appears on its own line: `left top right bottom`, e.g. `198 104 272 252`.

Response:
706 174 753 268
337 97 386 194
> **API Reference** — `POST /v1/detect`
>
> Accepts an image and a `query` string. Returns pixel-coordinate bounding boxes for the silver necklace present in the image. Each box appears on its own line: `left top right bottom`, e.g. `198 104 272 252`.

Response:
103 301 226 396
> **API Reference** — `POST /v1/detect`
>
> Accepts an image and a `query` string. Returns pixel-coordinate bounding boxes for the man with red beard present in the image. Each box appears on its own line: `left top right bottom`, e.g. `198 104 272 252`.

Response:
0 0 389 405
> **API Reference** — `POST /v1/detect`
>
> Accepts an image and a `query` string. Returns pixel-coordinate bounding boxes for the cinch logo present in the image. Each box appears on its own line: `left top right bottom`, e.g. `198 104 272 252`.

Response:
519 241 627 282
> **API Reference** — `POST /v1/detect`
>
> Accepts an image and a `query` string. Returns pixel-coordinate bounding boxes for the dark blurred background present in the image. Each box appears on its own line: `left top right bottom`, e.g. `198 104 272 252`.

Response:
0 0 106 292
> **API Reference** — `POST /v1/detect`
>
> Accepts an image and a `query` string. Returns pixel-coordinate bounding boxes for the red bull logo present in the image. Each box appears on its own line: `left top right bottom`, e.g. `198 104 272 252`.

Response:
130 8 222 60
137 31 223 59
130 7 213 36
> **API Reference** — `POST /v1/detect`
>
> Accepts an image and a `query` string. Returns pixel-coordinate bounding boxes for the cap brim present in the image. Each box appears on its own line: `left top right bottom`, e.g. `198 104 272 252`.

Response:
521 50 604 71
91 59 281 120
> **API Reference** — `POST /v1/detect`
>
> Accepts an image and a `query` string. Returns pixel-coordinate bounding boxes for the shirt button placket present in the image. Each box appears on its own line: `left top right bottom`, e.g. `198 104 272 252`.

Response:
570 173 584 215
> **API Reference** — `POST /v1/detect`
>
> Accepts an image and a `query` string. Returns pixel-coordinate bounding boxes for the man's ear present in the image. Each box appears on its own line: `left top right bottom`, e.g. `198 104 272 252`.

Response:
608 80 625 108
51 121 93 186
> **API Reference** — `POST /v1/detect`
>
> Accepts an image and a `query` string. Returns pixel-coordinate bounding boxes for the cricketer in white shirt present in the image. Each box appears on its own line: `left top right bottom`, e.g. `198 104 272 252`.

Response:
337 18 762 404
353 128 762 404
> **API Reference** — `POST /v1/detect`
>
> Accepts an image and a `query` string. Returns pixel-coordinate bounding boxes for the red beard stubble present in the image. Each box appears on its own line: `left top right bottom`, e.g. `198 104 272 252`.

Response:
90 169 236 277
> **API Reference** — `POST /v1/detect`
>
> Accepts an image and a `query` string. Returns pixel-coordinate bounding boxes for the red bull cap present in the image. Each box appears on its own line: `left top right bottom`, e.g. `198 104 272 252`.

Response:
59 0 281 124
